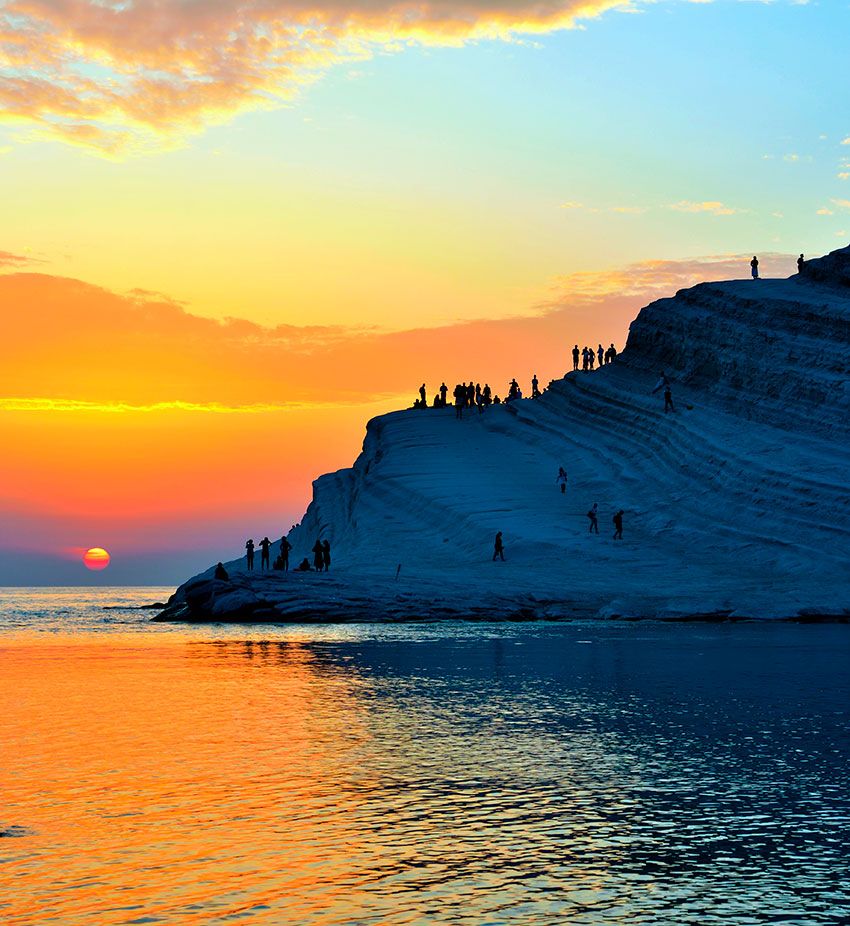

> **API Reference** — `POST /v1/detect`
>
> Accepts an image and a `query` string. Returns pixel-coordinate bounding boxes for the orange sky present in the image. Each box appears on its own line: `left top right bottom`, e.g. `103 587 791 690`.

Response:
0 253 795 583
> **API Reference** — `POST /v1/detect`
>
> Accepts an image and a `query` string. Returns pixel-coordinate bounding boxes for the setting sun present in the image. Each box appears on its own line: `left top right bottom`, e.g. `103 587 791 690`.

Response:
83 547 111 571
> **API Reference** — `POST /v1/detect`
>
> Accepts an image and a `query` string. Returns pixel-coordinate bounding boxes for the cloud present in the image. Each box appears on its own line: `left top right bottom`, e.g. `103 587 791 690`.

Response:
842 137 850 146
817 208 834 215
0 249 37 267
0 254 794 409
0 0 631 156
668 200 741 216
832 199 850 211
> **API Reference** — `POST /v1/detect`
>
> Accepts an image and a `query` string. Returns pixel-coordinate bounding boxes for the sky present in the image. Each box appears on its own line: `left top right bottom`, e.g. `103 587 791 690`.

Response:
1 0 849 584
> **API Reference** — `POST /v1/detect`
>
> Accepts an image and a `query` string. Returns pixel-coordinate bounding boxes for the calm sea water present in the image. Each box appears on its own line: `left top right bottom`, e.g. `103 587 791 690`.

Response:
1 588 849 925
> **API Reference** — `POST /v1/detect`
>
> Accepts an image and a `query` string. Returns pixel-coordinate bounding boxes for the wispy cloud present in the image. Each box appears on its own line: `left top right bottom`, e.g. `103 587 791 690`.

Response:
0 0 631 156
0 249 38 267
668 200 742 216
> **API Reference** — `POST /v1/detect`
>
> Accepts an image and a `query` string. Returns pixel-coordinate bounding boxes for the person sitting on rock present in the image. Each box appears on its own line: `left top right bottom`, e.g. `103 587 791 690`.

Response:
245 538 255 570
613 510 624 540
587 503 599 534
322 539 331 572
751 255 759 279
295 558 311 571
312 539 325 572
493 531 505 561
572 344 580 371
214 562 229 581
798 253 805 273
508 378 519 401
493 395 501 404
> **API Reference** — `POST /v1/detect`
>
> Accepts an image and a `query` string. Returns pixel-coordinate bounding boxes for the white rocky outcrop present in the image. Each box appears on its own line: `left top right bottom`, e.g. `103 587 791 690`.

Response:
158 245 850 622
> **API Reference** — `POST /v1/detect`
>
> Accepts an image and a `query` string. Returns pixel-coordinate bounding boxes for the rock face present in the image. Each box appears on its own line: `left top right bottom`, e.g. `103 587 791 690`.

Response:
157 245 850 623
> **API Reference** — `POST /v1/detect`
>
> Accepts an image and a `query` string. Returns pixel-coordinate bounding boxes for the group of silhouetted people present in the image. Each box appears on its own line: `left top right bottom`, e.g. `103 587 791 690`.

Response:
414 377 547 416
572 343 617 372
241 535 330 573
751 253 808 280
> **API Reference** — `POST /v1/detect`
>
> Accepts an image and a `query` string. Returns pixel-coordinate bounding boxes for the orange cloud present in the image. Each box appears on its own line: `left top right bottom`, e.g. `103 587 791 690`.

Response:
0 0 629 154
668 200 742 216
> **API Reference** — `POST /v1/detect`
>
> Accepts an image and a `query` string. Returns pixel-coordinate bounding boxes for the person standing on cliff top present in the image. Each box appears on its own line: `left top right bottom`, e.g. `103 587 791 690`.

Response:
259 536 271 570
597 344 604 368
279 536 292 571
531 374 540 397
751 255 759 279
572 345 580 371
419 383 427 407
454 383 464 419
493 531 505 561
245 538 255 570
312 539 325 572
798 254 805 273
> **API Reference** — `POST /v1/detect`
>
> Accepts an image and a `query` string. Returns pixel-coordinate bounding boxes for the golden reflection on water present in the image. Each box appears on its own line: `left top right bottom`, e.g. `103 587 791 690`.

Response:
1 639 378 925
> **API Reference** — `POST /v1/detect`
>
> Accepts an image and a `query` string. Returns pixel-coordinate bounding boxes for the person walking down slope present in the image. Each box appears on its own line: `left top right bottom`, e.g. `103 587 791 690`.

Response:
493 531 505 561
664 384 676 414
245 538 255 570
572 345 580 372
613 510 624 540
751 255 759 280
259 536 272 570
312 539 325 572
556 466 568 495
322 539 331 572
587 503 599 534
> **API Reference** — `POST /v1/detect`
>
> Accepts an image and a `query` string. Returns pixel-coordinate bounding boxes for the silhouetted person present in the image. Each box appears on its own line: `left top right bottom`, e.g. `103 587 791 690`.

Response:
483 383 492 406
295 558 311 571
531 374 540 398
587 503 599 534
798 253 805 273
322 539 331 571
508 378 519 401
652 371 670 395
607 343 617 363
454 383 464 419
259 536 271 570
597 344 604 367
433 393 441 408
556 466 568 495
312 539 324 572
582 347 589 371
751 255 759 279
664 385 675 413
245 538 255 570
419 383 426 406
572 345 580 371
493 531 505 561
440 382 448 406
280 536 292 571
588 350 595 370
214 562 229 580
613 510 624 540
493 395 501 404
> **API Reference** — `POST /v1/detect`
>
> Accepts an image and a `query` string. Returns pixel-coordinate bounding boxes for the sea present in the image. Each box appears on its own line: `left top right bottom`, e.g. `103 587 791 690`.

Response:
1 587 849 925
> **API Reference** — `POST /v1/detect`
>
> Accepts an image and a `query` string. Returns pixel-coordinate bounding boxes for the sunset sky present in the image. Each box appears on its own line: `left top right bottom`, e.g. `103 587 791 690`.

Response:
1 0 849 584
